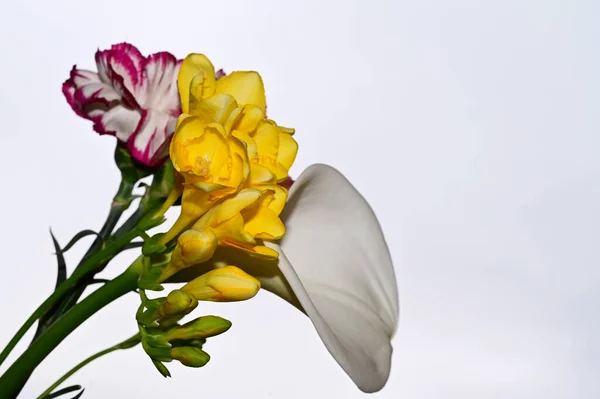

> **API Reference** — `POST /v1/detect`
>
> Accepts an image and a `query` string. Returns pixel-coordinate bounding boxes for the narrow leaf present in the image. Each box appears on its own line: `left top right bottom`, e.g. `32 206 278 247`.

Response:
43 385 82 399
61 230 99 253
49 229 67 289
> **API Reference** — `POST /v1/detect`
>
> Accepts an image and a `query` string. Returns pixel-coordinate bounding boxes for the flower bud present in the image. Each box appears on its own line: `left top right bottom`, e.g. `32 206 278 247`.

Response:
181 266 261 302
163 316 232 341
159 228 218 282
170 346 210 368
156 290 198 320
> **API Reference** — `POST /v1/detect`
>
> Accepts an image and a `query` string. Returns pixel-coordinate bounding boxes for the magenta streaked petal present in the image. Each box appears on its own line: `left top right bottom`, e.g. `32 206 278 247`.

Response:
62 76 85 118
215 68 226 79
94 49 112 84
141 52 180 113
109 49 143 95
70 67 100 86
94 45 140 108
95 105 141 141
74 82 122 106
127 110 174 166
110 43 145 76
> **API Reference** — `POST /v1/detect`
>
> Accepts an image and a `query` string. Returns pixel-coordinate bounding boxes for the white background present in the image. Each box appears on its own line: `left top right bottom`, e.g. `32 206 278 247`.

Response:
1 0 599 398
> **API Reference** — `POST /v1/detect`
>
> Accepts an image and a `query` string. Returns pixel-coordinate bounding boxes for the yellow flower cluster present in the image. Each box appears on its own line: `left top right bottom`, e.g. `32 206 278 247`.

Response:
160 54 298 283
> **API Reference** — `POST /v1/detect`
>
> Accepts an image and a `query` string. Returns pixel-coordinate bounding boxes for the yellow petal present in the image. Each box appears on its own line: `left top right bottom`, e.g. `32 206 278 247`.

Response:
231 105 265 133
256 184 288 215
220 239 280 259
194 188 262 229
249 163 277 185
161 187 218 243
213 213 256 244
178 54 216 114
232 129 258 161
276 132 298 174
254 120 280 159
189 93 238 125
215 71 266 109
243 204 286 240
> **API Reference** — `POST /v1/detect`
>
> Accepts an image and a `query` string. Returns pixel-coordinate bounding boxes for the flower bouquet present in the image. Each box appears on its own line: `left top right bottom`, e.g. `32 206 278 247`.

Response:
0 43 399 398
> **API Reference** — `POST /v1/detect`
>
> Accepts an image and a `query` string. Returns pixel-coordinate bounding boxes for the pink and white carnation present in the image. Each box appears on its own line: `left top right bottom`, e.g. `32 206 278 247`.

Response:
63 43 182 166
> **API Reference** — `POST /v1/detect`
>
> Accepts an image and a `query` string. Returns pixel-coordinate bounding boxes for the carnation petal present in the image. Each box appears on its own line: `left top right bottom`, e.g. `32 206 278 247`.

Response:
96 105 141 141
127 109 175 166
142 52 180 112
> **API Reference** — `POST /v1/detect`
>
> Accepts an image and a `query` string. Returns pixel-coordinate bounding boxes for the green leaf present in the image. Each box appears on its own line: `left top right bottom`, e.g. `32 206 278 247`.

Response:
71 390 85 399
49 229 66 290
42 385 82 399
61 230 99 253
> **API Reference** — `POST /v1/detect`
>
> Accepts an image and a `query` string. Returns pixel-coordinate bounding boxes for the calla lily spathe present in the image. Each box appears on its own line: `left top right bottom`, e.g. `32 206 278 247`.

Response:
63 43 182 166
172 164 399 392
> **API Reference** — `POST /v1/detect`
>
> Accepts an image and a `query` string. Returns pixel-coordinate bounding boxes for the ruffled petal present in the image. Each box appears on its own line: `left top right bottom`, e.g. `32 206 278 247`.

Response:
127 109 175 166
215 71 266 109
94 45 140 108
178 53 216 114
95 105 141 141
140 52 180 113
267 163 399 393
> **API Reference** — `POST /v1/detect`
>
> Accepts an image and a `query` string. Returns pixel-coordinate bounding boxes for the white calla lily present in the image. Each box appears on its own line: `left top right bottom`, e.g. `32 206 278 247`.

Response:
266 163 399 392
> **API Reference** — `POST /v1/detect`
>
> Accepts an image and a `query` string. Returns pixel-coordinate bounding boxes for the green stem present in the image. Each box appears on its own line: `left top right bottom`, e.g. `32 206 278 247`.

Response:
37 333 140 399
0 229 140 368
0 258 143 399
31 178 137 341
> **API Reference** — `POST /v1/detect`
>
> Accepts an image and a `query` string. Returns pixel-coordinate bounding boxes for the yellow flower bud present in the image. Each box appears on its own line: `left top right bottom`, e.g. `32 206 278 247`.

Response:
159 228 218 282
181 266 261 302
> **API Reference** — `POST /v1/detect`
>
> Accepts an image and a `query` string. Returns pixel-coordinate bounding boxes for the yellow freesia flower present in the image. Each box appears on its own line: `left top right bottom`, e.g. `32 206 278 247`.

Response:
160 187 285 281
177 53 298 186
178 53 266 113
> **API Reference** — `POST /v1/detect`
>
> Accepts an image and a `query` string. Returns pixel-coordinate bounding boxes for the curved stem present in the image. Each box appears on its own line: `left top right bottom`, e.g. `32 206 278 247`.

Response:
0 258 143 399
37 333 140 399
0 229 140 368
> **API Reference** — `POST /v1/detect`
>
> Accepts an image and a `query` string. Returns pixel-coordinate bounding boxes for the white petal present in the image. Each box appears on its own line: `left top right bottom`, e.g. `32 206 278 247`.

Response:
267 163 399 392
97 106 141 141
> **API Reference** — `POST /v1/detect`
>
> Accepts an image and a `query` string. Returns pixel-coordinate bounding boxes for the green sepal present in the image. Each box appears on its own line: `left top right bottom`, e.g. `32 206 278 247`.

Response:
142 234 168 256
138 267 165 292
144 333 172 350
136 298 165 327
152 360 171 378
114 144 152 182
